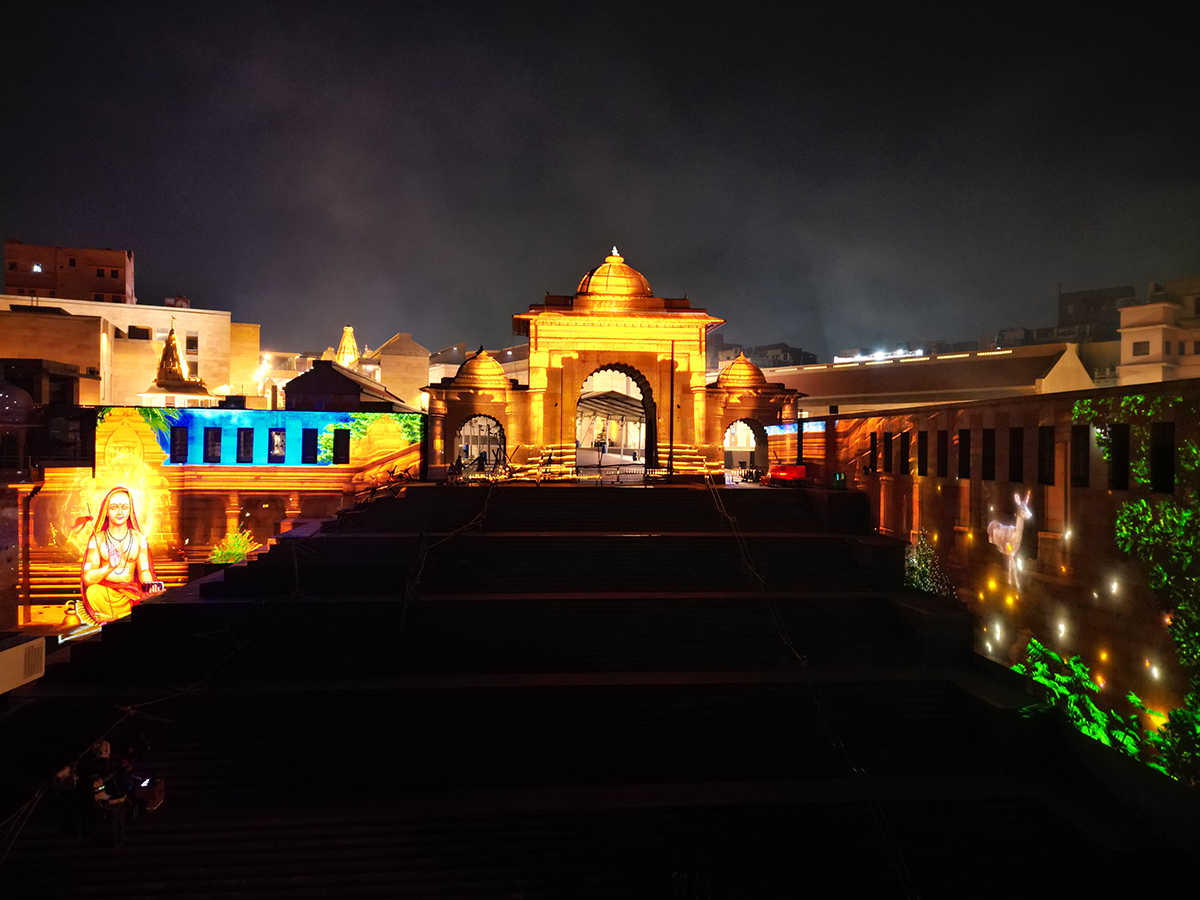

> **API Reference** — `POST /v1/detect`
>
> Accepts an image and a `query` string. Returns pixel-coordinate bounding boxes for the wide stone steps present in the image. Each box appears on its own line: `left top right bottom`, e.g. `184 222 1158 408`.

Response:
202 532 895 600
85 681 986 805
328 484 844 536
1 798 1115 899
60 591 931 684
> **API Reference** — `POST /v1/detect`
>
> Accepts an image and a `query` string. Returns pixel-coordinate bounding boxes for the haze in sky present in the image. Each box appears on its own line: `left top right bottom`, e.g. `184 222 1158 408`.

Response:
3 3 1197 359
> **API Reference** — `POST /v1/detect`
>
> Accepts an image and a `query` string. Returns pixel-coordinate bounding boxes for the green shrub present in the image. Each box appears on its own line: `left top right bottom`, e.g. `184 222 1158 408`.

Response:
208 527 262 564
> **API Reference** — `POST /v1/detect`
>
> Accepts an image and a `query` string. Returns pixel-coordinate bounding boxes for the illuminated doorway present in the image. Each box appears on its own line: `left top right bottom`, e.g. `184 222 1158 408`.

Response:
576 367 657 478
724 419 768 482
453 415 506 473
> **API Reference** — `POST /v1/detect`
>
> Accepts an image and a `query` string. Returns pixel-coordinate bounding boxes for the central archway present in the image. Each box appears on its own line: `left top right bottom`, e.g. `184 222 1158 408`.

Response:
575 364 658 470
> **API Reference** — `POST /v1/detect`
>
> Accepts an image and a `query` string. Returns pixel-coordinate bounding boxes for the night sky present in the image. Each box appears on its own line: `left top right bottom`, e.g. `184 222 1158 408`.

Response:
3 3 1197 360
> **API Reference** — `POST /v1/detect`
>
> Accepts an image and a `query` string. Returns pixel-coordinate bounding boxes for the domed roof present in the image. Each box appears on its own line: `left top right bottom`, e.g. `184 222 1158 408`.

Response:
716 353 767 389
0 377 34 425
454 348 509 389
576 247 652 297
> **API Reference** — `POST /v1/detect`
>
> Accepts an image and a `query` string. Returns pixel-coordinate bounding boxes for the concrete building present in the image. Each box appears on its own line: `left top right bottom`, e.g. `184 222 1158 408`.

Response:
4 239 136 304
0 293 260 406
361 332 431 410
709 335 817 371
1118 276 1200 385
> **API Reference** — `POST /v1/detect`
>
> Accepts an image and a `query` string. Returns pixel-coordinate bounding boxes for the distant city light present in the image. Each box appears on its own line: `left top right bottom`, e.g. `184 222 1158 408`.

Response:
832 348 925 363
31 263 42 273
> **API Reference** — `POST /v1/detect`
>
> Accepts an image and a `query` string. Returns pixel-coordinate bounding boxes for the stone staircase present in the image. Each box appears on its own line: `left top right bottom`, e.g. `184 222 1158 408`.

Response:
0 484 1168 898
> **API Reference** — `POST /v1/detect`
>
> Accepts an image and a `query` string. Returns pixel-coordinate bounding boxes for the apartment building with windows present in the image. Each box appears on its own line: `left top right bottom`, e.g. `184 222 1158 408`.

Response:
4 240 136 304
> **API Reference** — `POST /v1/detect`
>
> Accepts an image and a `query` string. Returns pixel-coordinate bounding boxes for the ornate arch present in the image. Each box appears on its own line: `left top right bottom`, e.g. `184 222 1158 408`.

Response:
577 363 659 467
449 413 507 466
724 416 770 471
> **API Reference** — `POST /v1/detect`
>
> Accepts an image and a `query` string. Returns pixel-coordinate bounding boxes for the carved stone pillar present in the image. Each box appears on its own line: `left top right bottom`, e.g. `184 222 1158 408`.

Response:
225 491 241 537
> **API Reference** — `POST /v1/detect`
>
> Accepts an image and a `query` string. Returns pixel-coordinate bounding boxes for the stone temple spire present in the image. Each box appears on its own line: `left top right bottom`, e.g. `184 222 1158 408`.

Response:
153 320 208 393
335 325 360 370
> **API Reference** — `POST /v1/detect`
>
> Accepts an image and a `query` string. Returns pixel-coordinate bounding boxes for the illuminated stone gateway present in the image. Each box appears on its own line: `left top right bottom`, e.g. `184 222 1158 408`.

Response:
425 250 800 479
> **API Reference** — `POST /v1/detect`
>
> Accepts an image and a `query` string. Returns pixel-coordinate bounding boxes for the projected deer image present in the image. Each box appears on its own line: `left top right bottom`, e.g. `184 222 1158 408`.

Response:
987 491 1032 589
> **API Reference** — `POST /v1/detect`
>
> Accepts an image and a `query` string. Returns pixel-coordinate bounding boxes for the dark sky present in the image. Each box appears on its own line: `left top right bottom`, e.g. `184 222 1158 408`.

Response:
3 3 1197 360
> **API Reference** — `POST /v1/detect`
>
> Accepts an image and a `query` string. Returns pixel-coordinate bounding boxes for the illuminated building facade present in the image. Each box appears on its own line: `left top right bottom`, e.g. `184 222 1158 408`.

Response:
425 250 799 478
8 404 424 629
822 377 1200 740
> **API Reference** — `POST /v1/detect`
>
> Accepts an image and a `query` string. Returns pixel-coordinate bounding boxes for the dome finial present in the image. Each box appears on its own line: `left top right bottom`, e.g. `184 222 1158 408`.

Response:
577 248 650 297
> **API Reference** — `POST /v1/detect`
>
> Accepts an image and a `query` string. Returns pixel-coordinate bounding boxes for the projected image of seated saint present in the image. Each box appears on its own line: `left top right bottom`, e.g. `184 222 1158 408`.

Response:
80 486 162 624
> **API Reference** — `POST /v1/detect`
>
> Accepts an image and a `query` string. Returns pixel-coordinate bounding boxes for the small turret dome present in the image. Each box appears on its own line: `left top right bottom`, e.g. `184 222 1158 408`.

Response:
454 348 509 389
716 353 767 389
576 247 652 298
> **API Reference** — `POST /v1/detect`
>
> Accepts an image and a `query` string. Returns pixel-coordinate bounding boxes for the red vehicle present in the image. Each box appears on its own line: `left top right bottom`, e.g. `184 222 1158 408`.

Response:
761 463 807 486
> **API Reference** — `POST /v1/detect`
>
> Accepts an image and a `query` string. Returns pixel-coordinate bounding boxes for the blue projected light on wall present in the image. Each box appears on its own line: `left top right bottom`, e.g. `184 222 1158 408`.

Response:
765 422 824 436
147 409 354 466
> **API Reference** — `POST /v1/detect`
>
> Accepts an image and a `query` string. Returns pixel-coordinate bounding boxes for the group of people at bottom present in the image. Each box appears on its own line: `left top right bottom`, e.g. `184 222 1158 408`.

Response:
53 732 159 848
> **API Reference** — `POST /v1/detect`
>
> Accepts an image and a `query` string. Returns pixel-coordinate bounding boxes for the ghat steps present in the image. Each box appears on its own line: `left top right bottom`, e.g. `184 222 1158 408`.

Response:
0 484 1165 898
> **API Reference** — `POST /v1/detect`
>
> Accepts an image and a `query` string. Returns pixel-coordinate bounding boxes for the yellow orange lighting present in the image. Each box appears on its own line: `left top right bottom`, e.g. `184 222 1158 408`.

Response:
1005 595 1014 606
1100 650 1108 662
988 579 997 591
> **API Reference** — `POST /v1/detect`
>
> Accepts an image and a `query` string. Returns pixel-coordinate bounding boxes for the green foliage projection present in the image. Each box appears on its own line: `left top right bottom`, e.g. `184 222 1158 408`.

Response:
136 407 182 441
904 530 956 598
208 527 262 564
316 412 423 463
1066 393 1200 784
1013 639 1144 758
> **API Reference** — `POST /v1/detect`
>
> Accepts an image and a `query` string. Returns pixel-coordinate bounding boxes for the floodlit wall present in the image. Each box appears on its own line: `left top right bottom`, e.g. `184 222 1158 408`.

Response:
0 310 103 403
825 380 1200 765
229 322 262 395
110 337 164 402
